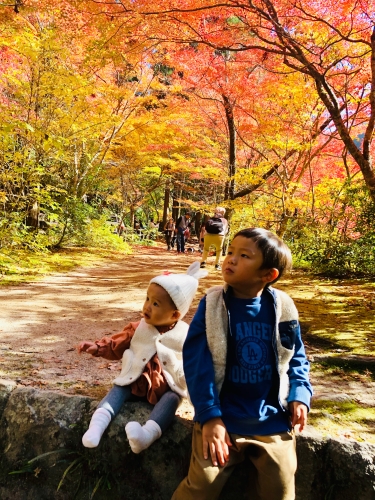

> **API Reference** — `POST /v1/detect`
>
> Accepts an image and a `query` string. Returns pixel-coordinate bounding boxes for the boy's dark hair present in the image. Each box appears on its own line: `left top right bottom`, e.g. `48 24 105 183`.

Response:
233 227 292 285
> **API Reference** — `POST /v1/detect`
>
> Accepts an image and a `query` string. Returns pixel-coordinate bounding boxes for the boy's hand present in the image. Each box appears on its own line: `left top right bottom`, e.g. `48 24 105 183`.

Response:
202 417 232 467
77 341 98 355
289 401 308 432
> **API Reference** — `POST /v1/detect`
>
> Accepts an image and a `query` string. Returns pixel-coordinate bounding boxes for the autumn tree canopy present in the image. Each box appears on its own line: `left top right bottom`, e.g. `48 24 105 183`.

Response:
0 0 374 274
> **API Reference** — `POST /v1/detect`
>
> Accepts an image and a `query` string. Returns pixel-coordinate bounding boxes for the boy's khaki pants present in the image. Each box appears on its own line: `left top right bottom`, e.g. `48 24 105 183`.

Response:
172 422 296 500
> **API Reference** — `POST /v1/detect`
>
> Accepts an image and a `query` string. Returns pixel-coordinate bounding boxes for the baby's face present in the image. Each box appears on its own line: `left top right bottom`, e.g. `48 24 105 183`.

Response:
142 283 177 327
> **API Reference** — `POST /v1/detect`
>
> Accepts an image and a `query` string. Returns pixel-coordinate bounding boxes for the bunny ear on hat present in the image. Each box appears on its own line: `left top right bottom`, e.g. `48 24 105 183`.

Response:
186 261 208 280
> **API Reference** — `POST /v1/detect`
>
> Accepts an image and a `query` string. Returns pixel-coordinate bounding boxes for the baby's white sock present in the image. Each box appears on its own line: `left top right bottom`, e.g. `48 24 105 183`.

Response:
125 420 162 454
82 408 112 448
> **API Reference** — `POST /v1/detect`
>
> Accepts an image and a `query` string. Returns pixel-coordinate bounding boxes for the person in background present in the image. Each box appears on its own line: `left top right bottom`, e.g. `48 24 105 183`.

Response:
117 219 125 236
200 207 228 270
78 262 207 453
134 218 144 239
134 218 144 231
164 217 176 251
176 212 191 254
148 219 158 229
172 228 312 500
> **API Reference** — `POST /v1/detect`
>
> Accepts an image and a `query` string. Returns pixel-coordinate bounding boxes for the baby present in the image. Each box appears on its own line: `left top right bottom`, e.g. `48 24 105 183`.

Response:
78 261 207 453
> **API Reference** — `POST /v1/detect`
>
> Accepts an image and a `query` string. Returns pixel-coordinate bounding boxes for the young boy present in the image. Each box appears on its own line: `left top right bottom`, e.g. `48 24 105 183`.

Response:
172 228 312 500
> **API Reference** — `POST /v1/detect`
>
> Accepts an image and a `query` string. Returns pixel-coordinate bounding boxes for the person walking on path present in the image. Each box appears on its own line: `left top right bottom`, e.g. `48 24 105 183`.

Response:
176 212 191 254
200 207 228 270
173 228 312 500
164 217 176 251
78 262 208 454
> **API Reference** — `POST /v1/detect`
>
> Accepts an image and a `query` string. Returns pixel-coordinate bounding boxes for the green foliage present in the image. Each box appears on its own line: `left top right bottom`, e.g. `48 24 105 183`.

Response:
9 448 115 499
287 186 375 277
0 213 25 249
84 219 132 251
288 226 375 277
57 449 119 499
46 200 127 252
9 449 74 476
0 213 58 253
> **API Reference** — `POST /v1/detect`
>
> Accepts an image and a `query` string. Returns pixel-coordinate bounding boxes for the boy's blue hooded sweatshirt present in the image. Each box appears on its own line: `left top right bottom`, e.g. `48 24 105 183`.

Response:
183 285 312 435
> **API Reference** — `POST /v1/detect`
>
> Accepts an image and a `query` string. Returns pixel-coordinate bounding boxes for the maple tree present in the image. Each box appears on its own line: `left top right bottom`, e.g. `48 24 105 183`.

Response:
147 38 352 237
105 98 224 226
81 0 374 203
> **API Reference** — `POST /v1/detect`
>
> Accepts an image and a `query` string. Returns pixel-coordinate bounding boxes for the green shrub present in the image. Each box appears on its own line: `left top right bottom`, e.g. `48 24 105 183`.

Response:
288 226 375 277
80 218 131 252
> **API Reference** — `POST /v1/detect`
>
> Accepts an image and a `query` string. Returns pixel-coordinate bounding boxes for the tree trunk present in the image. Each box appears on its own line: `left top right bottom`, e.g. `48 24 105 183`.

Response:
223 94 236 202
26 201 39 229
277 209 291 238
194 211 202 235
129 206 135 228
172 185 183 220
314 77 375 203
172 190 179 221
162 182 170 226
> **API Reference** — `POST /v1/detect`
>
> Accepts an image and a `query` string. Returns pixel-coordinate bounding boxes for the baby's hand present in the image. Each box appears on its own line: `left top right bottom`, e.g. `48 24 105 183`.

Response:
289 401 308 432
77 341 98 355
202 417 232 467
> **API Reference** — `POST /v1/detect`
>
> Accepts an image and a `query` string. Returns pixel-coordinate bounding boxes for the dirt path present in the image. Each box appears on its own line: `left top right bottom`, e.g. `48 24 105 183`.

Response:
1 245 375 436
0 247 219 421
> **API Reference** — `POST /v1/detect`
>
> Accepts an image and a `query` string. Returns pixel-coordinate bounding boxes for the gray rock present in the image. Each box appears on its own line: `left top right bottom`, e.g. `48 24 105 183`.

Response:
0 385 374 500
0 386 192 500
0 379 17 418
324 439 375 499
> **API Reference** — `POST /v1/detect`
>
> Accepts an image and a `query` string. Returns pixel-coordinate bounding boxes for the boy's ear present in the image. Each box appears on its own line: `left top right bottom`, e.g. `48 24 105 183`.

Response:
261 268 279 284
172 310 181 321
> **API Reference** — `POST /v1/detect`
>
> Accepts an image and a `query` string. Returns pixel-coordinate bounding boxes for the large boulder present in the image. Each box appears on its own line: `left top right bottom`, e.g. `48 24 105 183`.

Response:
0 382 374 500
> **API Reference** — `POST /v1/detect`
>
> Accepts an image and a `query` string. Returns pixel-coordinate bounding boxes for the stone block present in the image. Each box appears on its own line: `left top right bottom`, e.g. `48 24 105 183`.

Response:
0 386 374 500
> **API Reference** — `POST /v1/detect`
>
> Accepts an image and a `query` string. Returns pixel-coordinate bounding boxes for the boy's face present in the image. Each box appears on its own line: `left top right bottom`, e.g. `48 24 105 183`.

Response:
142 283 178 327
222 236 276 298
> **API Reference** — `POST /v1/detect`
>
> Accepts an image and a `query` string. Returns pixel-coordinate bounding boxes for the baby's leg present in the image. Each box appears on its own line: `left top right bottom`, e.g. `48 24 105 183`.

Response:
125 391 180 453
82 385 132 448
